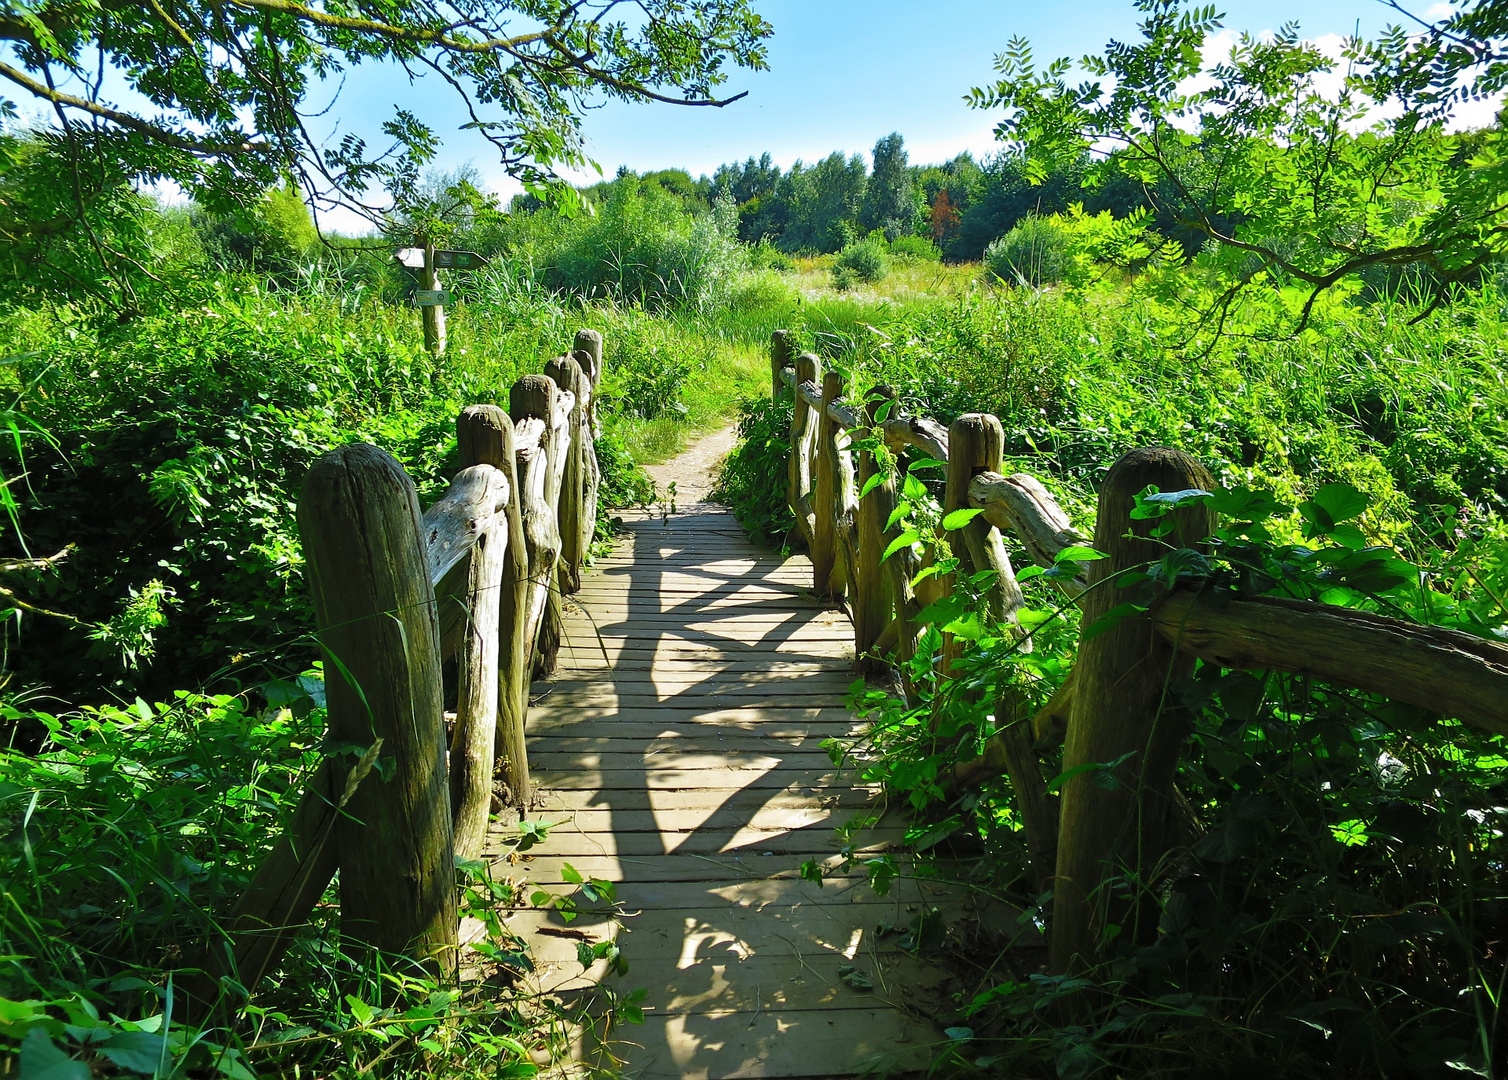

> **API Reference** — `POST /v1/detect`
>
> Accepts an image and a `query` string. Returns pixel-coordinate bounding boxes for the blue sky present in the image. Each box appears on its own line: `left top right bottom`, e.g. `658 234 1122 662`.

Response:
14 0 1478 230
315 0 1452 217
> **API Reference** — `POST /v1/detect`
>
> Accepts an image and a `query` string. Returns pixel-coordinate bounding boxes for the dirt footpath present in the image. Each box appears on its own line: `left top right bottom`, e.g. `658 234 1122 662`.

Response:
642 423 738 505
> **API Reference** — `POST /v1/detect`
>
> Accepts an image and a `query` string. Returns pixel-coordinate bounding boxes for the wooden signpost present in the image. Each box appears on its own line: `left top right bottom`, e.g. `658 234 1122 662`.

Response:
394 246 488 358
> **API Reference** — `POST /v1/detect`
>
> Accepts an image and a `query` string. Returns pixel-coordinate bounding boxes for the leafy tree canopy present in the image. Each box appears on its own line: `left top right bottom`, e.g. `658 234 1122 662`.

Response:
969 0 1508 329
0 0 772 221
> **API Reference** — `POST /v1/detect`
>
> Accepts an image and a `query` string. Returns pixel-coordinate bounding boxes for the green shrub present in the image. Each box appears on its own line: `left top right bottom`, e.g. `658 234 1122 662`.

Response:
749 239 795 272
513 181 749 310
831 236 890 290
593 427 656 542
983 214 1072 287
711 394 795 547
887 234 942 261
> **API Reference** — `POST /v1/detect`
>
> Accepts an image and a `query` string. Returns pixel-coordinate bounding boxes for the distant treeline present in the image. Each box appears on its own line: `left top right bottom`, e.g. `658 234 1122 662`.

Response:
510 132 1156 262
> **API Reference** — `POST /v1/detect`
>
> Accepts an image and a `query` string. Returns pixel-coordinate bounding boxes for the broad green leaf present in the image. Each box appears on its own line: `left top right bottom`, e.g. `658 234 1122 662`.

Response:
916 594 966 627
838 965 874 991
18 1030 88 1080
882 531 920 561
941 507 984 531
1080 602 1148 640
1045 751 1137 792
1312 482 1369 523
1054 545 1106 563
859 471 886 499
908 458 945 471
885 501 912 530
560 862 584 885
943 612 986 641
97 1031 169 1075
1130 488 1211 519
910 565 940 586
1207 486 1285 520
902 474 927 502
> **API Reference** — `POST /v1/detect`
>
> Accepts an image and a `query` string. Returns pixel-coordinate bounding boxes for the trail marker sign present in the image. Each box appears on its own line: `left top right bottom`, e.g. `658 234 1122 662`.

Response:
434 250 488 269
394 247 425 269
414 290 452 307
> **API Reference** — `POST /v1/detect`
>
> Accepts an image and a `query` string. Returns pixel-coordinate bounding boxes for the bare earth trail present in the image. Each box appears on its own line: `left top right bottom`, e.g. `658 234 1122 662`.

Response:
483 425 972 1079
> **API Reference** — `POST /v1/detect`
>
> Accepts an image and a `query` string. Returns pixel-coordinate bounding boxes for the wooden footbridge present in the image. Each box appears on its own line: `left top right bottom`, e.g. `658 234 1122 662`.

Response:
502 489 956 1078
198 326 1508 1079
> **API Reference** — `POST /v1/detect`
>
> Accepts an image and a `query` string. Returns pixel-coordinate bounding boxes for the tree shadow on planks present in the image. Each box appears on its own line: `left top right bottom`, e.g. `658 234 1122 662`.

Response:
508 503 958 1078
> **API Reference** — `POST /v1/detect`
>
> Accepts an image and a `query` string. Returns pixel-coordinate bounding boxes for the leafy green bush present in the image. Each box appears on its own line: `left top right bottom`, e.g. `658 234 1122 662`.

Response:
887 234 942 261
509 181 749 310
831 236 890 290
594 427 656 530
984 214 1072 287
0 683 623 1078
711 394 795 547
834 470 1507 1078
748 239 795 272
0 288 478 700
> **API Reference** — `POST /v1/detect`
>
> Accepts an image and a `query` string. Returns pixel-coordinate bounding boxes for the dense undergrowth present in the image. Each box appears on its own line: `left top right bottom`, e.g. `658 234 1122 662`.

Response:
716 280 1508 1077
2 140 1506 1077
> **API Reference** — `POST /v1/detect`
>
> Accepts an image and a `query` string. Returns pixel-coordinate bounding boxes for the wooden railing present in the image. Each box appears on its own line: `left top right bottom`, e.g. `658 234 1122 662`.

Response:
769 330 1508 975
190 330 605 1013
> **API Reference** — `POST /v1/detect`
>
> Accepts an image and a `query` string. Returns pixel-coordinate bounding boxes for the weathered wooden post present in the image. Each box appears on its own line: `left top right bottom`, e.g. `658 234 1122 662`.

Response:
572 329 604 546
421 239 446 358
1051 447 1215 974
572 330 603 420
298 443 456 969
510 375 564 678
545 354 586 594
812 370 845 597
788 352 820 550
855 386 897 673
771 329 794 400
439 465 508 861
942 414 1026 674
458 405 532 806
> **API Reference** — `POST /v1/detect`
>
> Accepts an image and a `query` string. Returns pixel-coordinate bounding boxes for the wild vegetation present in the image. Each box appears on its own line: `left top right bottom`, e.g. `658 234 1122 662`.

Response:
0 0 1505 1076
708 3 1508 1077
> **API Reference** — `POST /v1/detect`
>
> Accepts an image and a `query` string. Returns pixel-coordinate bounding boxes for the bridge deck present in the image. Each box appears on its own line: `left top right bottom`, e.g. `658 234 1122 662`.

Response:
486 489 967 1079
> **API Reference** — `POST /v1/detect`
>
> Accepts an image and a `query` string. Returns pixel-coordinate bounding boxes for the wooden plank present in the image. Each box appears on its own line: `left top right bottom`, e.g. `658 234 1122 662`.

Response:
547 660 853 674
519 787 881 814
526 696 851 712
528 750 841 772
526 728 860 751
486 894 1011 962
489 873 972 913
491 853 871 885
528 769 847 792
538 673 859 692
525 949 950 1014
526 707 856 724
595 1009 932 1079
504 826 902 858
498 803 880 837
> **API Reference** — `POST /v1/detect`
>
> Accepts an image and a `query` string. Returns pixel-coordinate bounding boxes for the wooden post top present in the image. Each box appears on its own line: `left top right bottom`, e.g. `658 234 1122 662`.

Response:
946 414 1005 513
510 373 558 420
457 404 514 469
544 354 585 398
